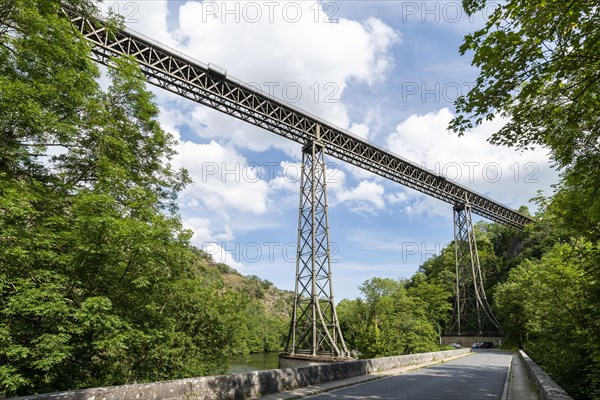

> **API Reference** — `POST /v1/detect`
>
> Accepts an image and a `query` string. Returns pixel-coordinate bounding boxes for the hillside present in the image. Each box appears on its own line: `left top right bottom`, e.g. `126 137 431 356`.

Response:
188 247 295 354
200 250 295 320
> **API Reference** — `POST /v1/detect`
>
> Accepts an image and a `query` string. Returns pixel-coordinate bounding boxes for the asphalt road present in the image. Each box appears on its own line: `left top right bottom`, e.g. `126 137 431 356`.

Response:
306 350 512 400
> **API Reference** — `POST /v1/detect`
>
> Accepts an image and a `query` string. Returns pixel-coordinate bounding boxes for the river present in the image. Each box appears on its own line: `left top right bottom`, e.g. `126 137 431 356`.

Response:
228 352 280 373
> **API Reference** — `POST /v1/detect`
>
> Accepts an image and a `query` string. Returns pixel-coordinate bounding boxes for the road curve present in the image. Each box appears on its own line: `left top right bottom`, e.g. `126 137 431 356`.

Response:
306 350 511 400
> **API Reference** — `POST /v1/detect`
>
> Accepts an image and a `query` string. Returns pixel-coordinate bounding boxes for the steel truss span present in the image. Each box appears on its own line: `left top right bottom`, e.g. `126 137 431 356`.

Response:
65 7 532 230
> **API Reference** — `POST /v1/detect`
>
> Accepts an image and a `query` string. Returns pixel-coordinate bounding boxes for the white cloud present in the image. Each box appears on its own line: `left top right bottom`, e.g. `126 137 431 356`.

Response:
91 2 561 299
173 4 399 89
335 180 386 211
268 161 387 213
269 161 302 193
182 217 243 271
183 217 234 244
105 1 402 257
100 1 174 45
387 192 409 205
119 1 398 153
348 122 371 140
174 140 270 214
398 192 450 220
189 106 298 155
385 108 557 216
201 242 244 271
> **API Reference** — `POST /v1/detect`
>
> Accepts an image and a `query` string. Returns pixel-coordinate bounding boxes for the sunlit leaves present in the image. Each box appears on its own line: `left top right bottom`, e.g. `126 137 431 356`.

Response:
453 0 600 171
0 1 247 396
495 240 600 399
338 277 443 357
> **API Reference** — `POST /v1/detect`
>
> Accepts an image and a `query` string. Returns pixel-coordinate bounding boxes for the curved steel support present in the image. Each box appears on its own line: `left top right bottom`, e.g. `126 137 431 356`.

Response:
448 202 501 336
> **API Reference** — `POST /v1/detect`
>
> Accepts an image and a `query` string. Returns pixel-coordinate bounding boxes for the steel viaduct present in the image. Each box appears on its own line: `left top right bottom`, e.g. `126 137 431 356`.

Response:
26 6 571 400
8 5 576 400
62 4 532 361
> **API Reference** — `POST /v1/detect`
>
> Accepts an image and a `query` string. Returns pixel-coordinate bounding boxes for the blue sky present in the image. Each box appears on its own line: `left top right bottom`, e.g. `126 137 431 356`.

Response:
101 1 557 300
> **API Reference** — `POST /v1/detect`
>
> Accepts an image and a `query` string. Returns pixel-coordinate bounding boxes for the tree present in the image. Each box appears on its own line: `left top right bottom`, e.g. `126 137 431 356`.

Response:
337 278 440 358
0 1 250 395
451 0 600 239
407 273 453 344
495 240 600 400
415 223 504 334
337 299 369 354
418 244 455 291
451 7 600 394
0 0 98 180
452 0 599 167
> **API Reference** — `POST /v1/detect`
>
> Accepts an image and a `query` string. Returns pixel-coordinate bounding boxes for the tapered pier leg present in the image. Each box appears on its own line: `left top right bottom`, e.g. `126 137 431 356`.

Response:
280 140 350 368
448 202 501 337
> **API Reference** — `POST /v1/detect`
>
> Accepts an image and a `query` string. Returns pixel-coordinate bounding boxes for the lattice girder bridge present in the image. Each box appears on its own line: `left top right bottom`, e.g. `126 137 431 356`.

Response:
63 6 531 354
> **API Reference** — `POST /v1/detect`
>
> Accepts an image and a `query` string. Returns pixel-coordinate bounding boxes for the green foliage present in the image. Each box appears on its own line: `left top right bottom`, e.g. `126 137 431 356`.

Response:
545 160 600 242
452 0 599 166
407 273 453 343
216 270 292 355
414 222 507 333
0 0 99 179
3 1 596 399
337 278 445 358
235 298 289 354
417 244 455 292
352 204 597 400
451 0 600 241
0 1 290 396
495 240 600 400
450 3 600 396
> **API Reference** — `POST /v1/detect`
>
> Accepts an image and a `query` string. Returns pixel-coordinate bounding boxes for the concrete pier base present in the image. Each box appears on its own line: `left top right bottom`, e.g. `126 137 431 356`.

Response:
278 353 355 369
441 335 503 348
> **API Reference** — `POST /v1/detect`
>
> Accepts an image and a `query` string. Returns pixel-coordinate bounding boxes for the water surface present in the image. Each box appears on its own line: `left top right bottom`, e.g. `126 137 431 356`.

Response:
228 351 280 373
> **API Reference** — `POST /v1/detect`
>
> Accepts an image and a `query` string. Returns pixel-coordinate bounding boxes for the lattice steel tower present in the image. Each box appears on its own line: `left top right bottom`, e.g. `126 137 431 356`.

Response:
449 202 501 335
285 140 349 358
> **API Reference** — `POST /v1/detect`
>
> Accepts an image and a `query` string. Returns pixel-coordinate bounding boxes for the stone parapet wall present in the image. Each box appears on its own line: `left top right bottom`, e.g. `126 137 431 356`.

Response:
518 350 573 400
10 349 470 400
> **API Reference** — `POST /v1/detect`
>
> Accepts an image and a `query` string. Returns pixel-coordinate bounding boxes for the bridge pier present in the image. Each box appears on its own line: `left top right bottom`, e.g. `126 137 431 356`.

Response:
448 201 501 336
282 137 351 365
